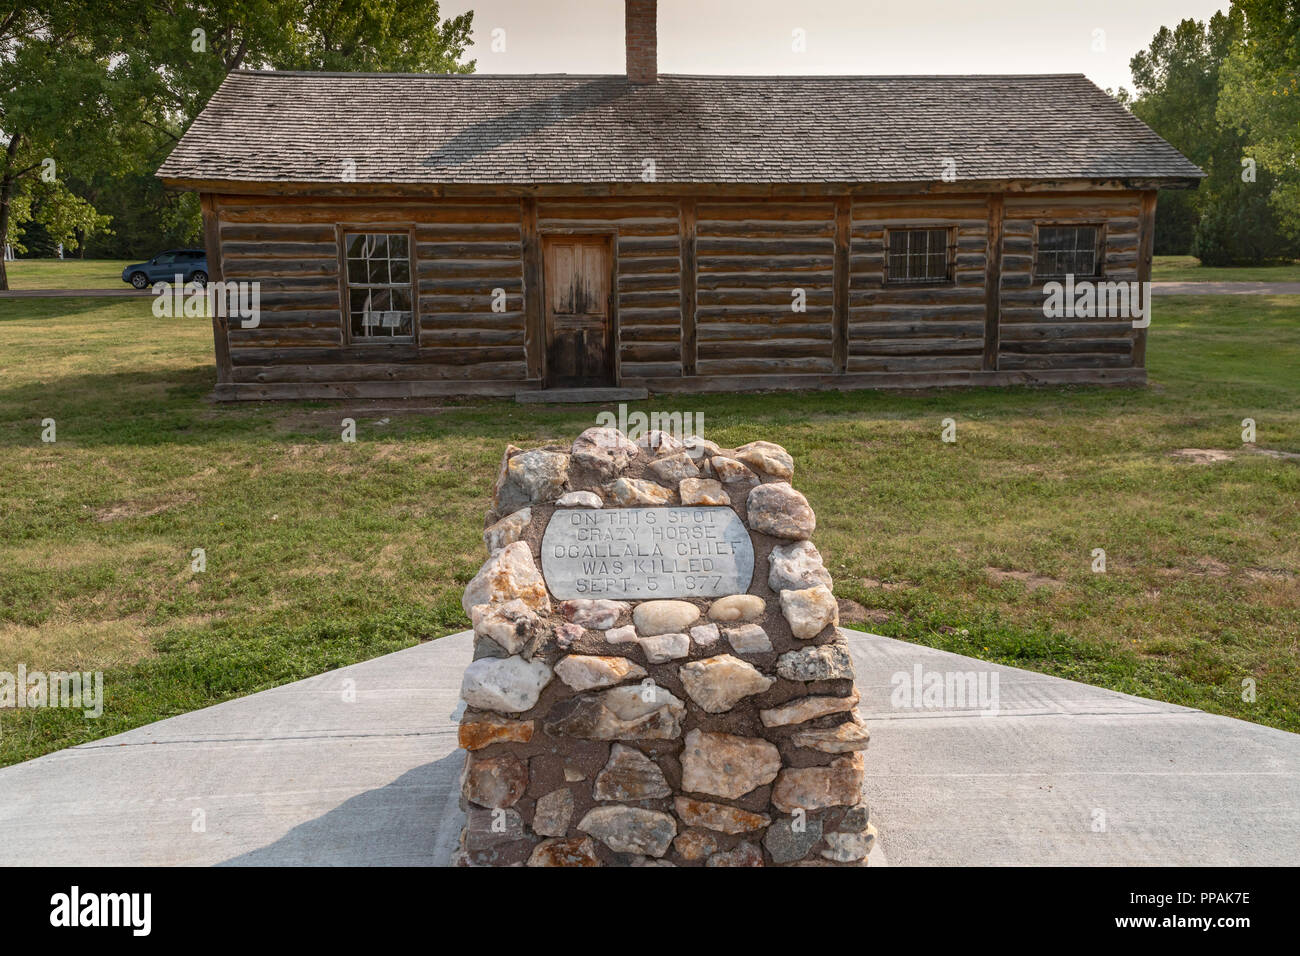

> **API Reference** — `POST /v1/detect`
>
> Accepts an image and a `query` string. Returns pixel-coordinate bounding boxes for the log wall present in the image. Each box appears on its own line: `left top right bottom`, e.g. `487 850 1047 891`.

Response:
205 189 1155 399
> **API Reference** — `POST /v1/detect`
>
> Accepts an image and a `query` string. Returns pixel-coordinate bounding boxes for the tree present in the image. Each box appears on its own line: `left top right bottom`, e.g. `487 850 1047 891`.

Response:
1125 5 1299 264
0 1 142 286
1217 0 1300 241
1 1 475 286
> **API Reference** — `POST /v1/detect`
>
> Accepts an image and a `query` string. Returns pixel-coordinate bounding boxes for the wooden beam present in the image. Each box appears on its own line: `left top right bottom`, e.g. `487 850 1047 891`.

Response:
163 177 1204 199
982 193 1005 371
521 197 544 380
680 199 697 375
833 196 851 373
200 193 233 385
1133 189 1157 369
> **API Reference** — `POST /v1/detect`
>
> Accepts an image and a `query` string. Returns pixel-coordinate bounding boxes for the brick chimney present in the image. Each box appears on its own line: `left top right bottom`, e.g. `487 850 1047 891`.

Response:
625 0 658 85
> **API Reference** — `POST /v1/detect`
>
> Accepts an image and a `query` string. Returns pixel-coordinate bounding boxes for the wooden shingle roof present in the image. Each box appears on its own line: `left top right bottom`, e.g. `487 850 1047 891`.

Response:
158 71 1204 188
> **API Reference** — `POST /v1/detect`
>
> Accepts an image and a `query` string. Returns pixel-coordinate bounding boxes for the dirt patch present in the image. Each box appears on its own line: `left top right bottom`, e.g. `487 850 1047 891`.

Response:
1171 448 1234 464
274 402 456 432
1250 447 1300 462
837 598 891 626
93 494 194 523
860 577 914 592
1245 567 1297 582
985 567 1064 591
1157 557 1231 578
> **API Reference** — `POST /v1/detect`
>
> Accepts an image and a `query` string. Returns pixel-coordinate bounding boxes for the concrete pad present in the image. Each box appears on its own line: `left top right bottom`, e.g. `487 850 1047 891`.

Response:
0 629 1296 866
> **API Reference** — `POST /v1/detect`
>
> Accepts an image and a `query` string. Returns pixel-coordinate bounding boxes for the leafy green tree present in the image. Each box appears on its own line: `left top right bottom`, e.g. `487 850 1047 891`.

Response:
2 1 475 285
1126 5 1299 264
1218 0 1300 241
0 1 142 286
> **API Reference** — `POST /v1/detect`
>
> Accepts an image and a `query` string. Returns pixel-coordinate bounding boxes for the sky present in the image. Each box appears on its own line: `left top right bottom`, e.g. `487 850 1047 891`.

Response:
441 0 1231 94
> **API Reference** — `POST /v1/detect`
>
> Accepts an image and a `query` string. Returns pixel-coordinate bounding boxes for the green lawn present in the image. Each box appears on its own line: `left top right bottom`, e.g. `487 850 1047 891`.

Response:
4 258 135 290
1153 255 1300 282
1 293 1298 764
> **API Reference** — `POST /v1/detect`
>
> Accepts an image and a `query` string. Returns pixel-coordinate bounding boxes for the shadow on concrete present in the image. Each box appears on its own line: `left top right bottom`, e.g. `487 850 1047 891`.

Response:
217 750 466 867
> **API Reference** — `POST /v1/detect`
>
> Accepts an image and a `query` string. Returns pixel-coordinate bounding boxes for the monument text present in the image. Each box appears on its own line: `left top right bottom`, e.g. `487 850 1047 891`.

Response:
540 506 755 600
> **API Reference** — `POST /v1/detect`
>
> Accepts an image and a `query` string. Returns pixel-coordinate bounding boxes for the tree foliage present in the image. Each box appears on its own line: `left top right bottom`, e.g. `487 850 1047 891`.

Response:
0 0 475 286
1125 4 1299 264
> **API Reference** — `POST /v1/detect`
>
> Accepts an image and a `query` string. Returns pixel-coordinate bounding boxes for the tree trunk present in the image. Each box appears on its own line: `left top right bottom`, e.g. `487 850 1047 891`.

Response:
0 135 22 291
0 178 11 292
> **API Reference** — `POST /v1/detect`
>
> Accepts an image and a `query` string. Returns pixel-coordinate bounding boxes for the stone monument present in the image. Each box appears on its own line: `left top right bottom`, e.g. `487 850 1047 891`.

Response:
454 427 875 866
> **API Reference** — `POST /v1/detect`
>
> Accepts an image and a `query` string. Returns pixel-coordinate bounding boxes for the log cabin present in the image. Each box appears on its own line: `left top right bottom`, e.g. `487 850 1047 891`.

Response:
157 0 1203 402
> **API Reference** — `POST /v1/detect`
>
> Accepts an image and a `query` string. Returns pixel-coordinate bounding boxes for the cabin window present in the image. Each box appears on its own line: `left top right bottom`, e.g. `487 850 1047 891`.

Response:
1034 225 1101 279
344 232 414 341
885 228 952 284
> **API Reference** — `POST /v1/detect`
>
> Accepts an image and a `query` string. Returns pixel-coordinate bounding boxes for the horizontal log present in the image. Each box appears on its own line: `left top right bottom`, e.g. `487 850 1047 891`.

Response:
222 241 338 259
418 311 525 330
999 338 1133 354
696 202 836 221
696 356 835 375
415 261 523 280
696 238 834 256
221 258 338 278
620 324 680 343
220 223 337 242
618 306 681 326
697 221 834 239
617 366 1148 394
416 241 523 259
698 288 834 306
230 361 527 384
618 360 682 378
699 341 832 360
414 224 521 242
228 328 341 347
849 320 985 337
222 203 521 224
998 352 1132 369
846 354 983 372
696 255 834 272
698 322 833 342
697 271 835 289
620 343 680 363
537 201 677 220
419 328 524 347
618 274 679 292
849 337 984 356
696 305 834 321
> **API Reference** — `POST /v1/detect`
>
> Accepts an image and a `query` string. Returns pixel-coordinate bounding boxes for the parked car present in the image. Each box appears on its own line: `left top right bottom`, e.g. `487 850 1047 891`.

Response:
121 249 208 289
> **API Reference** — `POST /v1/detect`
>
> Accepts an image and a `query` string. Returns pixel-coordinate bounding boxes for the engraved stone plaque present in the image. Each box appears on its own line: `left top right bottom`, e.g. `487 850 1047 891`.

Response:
540 507 755 600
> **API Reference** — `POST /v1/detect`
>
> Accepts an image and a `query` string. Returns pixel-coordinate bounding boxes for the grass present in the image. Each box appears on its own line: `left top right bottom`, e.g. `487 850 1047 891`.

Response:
4 258 135 290
0 293 1297 765
1153 255 1300 283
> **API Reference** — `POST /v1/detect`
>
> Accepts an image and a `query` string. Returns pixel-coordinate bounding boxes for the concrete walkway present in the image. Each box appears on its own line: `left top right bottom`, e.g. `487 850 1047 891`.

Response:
0 629 1296 866
1153 280 1300 295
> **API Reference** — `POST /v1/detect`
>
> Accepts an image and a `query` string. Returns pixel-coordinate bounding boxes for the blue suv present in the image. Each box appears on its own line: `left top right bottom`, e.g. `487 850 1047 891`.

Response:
122 249 209 289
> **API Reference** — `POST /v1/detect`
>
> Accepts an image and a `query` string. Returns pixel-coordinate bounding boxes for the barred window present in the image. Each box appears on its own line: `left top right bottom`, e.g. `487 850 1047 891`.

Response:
344 232 414 341
886 228 951 284
1035 225 1101 279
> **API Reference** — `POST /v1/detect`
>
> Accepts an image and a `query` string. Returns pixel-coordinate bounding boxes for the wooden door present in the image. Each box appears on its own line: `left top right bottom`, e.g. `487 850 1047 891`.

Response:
544 237 612 387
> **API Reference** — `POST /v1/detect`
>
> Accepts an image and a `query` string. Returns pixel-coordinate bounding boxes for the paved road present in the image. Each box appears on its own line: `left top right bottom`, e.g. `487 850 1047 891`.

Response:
1153 281 1300 295
0 628 1296 866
